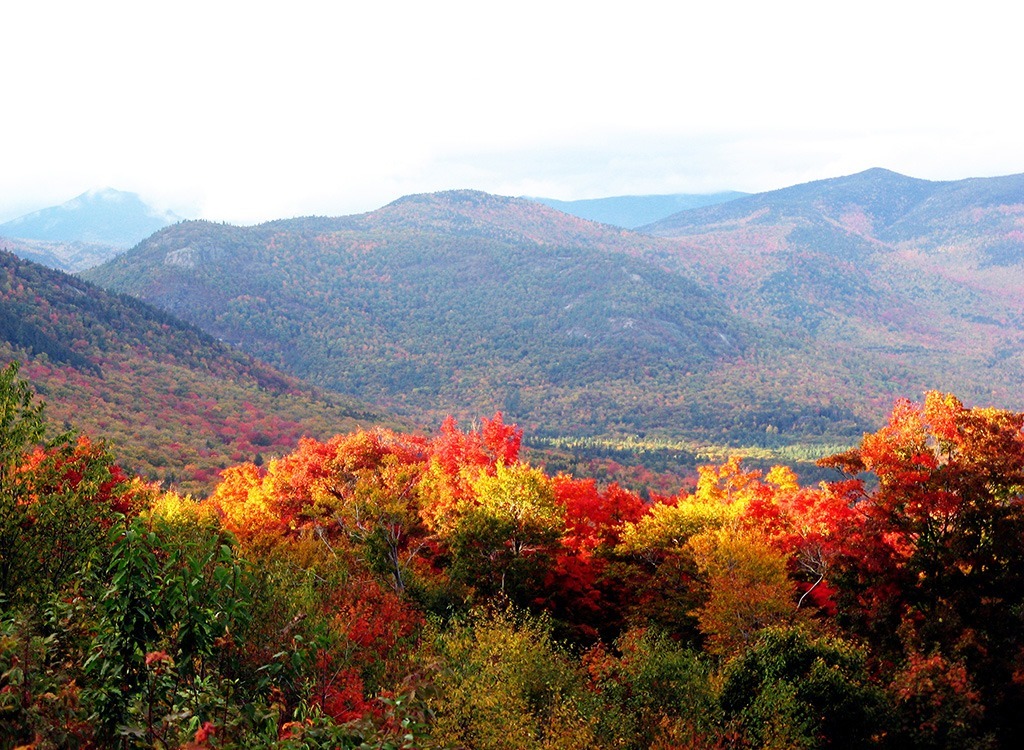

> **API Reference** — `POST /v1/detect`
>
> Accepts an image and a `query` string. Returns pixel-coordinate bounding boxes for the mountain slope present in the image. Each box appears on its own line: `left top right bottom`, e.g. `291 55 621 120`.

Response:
86 191 871 445
0 188 181 258
87 174 1024 447
639 168 1024 413
528 191 747 229
0 235 123 273
0 251 398 494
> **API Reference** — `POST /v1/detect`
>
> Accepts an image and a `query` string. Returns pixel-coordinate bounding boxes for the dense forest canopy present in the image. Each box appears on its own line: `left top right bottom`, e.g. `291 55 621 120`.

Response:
3 361 1024 748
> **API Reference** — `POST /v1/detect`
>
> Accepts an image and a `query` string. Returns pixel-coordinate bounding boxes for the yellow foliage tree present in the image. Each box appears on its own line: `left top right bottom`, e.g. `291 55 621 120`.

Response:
689 528 796 657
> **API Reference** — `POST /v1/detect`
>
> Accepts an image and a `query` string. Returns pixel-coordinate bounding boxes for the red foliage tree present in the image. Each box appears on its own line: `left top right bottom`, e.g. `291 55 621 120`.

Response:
545 477 645 638
821 392 1024 740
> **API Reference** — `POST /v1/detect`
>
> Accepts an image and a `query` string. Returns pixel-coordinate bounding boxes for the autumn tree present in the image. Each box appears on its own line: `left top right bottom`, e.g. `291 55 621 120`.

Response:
616 457 793 641
207 461 274 537
545 477 645 639
740 466 854 614
446 463 564 606
0 361 141 607
419 412 522 534
689 527 796 657
305 430 429 593
429 608 595 750
582 627 719 749
821 392 1024 741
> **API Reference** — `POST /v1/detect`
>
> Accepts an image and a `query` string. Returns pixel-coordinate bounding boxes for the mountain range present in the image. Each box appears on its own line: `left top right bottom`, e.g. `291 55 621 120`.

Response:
640 168 1024 407
85 166 1024 453
0 188 183 271
4 166 1018 488
83 191 779 443
529 192 747 228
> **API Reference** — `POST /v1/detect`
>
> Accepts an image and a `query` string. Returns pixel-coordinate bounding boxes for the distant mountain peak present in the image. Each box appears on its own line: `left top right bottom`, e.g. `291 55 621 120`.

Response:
641 167 944 234
85 186 127 199
361 188 644 248
386 189 516 209
854 167 908 178
0 188 182 250
528 191 748 229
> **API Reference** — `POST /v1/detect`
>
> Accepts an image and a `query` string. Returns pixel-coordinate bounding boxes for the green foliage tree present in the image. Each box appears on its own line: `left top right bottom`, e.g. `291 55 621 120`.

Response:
582 627 720 749
84 514 254 746
719 626 890 749
447 463 564 605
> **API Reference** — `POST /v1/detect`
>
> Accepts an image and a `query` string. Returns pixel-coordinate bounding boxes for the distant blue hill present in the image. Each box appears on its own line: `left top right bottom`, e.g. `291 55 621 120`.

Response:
0 188 182 248
528 192 747 229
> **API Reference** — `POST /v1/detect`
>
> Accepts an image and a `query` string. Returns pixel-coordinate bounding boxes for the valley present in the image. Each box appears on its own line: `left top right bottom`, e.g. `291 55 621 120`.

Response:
5 168 1024 747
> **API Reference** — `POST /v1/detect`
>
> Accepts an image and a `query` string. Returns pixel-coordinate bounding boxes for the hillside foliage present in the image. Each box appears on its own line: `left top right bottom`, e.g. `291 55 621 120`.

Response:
0 251 398 494
82 191 876 449
4 363 1024 748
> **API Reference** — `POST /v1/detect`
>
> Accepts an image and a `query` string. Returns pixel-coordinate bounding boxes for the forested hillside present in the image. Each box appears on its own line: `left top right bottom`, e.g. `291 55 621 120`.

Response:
4 363 1024 748
83 190 873 453
82 171 1024 467
0 251 398 493
641 168 1024 412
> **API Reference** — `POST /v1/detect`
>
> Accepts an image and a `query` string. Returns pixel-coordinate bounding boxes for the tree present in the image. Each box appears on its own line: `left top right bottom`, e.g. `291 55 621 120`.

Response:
446 463 564 605
616 456 784 640
689 527 796 657
741 466 854 614
545 477 645 639
314 431 428 593
207 462 275 536
0 362 139 606
582 627 719 749
821 392 1024 740
719 626 889 749
429 608 594 750
419 412 522 535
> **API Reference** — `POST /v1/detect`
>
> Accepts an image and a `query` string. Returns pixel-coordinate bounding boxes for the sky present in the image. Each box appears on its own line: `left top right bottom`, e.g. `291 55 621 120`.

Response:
2 0 1021 225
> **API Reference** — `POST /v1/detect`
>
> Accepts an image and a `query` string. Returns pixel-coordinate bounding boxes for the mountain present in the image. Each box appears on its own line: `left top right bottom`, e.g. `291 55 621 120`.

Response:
0 250 398 494
82 173 1024 455
529 192 747 229
0 188 183 268
639 167 1024 414
85 190 872 447
0 235 124 273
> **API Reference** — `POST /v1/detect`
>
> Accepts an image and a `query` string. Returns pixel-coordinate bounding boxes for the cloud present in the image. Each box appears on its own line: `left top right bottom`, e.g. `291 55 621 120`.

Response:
2 1 1021 223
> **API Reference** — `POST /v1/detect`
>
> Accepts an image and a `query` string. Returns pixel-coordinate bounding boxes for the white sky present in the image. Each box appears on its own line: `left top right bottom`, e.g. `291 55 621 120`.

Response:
1 0 1021 224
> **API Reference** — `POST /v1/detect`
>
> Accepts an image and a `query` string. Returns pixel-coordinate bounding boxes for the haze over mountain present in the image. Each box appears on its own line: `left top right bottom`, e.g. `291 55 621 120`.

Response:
0 188 184 271
528 192 747 229
0 250 397 493
0 235 122 274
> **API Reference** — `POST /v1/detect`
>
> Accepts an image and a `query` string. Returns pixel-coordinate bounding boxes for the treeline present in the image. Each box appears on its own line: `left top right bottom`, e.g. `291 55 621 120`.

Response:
3 362 1024 748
